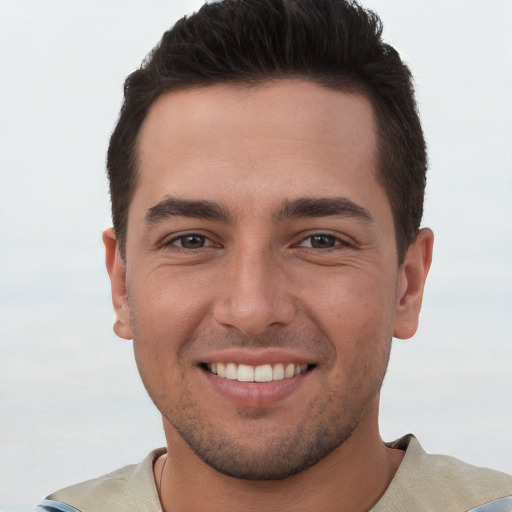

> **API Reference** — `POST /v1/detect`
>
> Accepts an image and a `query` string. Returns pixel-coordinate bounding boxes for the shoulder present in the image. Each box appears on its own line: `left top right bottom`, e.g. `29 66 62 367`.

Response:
33 448 165 512
374 435 512 512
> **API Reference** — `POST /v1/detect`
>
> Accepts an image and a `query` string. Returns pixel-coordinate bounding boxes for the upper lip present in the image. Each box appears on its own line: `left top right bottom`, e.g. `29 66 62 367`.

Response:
195 348 318 367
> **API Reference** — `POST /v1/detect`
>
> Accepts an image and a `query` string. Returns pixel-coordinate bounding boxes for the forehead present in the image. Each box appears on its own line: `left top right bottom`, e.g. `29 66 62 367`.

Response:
134 80 383 218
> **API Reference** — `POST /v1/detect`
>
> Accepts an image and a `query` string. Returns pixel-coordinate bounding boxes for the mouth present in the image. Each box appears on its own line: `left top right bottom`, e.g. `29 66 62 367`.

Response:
201 362 316 383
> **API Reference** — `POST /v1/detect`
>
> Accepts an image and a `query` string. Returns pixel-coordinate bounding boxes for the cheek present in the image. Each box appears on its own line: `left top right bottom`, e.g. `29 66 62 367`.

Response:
304 270 397 380
304 269 398 334
126 276 191 394
130 306 189 414
127 265 223 396
128 267 214 341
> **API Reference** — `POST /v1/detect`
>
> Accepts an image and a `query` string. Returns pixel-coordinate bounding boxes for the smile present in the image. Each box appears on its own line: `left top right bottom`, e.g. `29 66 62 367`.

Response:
205 362 313 383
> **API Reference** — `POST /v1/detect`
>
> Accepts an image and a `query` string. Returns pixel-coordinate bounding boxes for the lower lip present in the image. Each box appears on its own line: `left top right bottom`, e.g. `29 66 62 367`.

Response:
201 367 312 407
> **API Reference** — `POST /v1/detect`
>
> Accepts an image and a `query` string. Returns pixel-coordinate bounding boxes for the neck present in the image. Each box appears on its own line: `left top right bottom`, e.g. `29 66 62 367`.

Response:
155 407 404 512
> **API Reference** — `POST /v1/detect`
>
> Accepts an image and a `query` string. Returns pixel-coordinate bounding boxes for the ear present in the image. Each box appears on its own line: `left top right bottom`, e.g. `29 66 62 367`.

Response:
103 228 133 340
393 228 434 340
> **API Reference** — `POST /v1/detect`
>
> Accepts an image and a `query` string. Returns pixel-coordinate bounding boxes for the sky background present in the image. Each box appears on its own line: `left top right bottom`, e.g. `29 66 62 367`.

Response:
0 1 511 510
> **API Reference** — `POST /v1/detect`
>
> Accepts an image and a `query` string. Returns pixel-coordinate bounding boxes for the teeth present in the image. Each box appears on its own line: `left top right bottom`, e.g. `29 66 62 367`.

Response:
206 362 311 382
273 363 285 380
254 364 272 382
237 364 254 382
284 363 295 378
217 362 226 378
226 363 237 380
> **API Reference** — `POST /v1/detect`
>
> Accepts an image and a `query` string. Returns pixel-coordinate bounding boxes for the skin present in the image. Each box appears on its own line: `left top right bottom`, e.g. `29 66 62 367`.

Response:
104 80 433 512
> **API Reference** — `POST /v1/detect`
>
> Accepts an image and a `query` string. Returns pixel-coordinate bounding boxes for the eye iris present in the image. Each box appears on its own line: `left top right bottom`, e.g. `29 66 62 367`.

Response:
310 235 336 248
181 235 205 249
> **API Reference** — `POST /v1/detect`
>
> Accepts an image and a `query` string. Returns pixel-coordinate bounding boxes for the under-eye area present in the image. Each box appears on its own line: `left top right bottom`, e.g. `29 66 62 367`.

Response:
200 362 317 383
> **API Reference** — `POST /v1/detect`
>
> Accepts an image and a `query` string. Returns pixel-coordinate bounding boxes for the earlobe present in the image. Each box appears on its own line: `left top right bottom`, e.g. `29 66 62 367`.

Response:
393 228 434 340
103 228 133 340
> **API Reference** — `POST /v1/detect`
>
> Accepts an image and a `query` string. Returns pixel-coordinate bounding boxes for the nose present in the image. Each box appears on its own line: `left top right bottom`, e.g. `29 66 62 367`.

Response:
212 247 296 336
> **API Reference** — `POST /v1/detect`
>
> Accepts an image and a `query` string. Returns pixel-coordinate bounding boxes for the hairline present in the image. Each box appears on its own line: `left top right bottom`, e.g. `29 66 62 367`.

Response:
117 76 407 263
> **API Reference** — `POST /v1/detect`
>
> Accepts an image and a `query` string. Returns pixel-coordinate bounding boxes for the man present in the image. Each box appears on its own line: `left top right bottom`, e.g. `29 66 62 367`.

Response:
34 0 512 511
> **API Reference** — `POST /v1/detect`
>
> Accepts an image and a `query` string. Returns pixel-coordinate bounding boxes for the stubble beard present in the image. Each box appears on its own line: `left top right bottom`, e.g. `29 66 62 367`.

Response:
164 395 366 480
156 361 386 481
133 322 391 481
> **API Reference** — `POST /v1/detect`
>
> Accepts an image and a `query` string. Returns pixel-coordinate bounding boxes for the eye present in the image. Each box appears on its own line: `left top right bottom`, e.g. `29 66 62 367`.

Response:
169 234 211 249
298 234 346 249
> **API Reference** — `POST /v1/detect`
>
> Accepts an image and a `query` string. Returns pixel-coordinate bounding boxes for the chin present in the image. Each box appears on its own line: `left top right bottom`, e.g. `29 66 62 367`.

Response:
167 409 359 480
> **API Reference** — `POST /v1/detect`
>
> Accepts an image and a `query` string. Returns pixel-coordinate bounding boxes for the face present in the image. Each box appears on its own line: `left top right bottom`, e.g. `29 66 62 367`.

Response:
105 80 432 479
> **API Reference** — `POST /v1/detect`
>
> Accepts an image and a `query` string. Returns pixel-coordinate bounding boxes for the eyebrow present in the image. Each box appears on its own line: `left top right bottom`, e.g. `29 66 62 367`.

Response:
274 197 374 222
145 195 373 225
145 197 230 223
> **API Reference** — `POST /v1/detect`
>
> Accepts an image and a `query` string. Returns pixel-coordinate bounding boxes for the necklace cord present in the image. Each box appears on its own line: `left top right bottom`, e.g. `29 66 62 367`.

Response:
157 455 167 506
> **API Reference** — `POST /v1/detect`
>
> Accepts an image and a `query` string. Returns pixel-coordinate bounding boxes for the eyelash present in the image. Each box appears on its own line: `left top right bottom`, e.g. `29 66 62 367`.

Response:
296 233 351 250
163 233 217 250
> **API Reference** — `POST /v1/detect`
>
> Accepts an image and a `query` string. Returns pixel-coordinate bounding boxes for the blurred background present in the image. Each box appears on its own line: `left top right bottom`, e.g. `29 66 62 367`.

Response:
0 1 511 510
